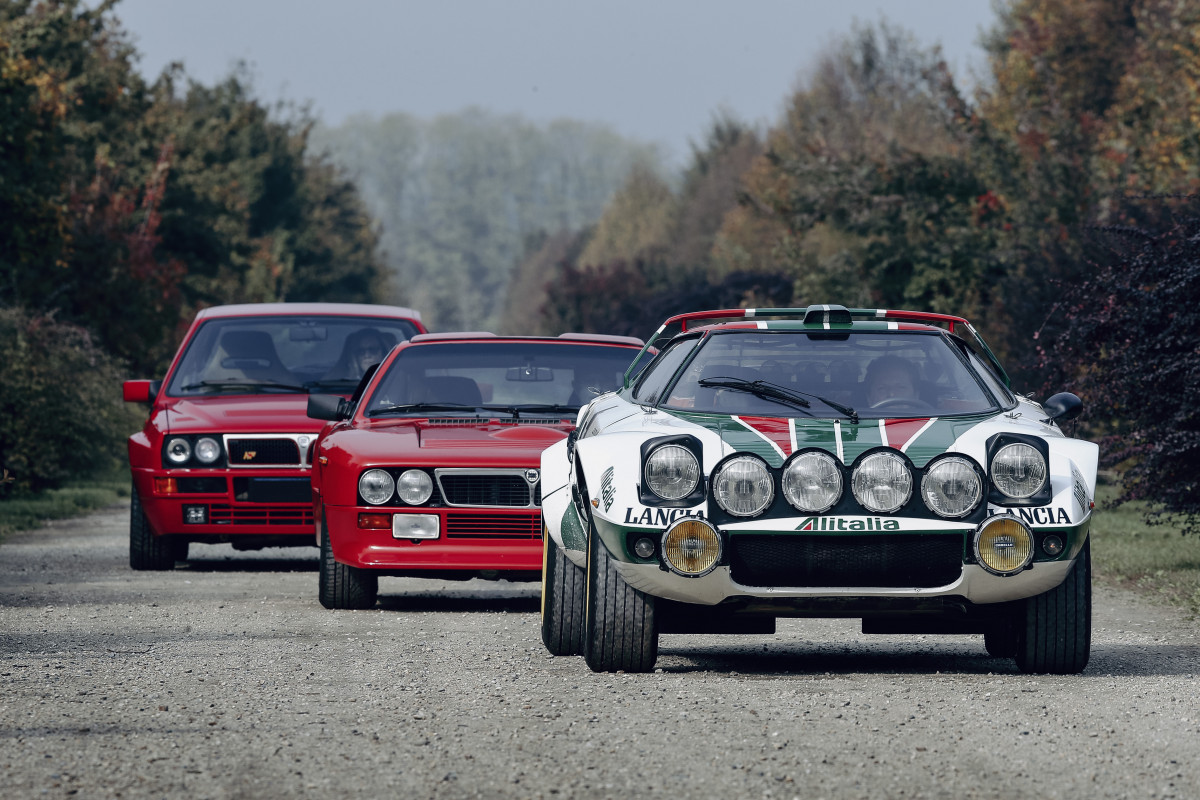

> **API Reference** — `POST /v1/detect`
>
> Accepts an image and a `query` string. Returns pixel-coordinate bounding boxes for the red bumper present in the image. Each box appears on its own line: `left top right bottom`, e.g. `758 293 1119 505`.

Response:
132 467 314 537
325 504 542 572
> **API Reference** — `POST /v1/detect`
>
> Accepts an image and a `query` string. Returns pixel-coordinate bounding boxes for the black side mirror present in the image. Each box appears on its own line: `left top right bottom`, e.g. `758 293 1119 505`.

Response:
1043 392 1082 424
308 394 350 421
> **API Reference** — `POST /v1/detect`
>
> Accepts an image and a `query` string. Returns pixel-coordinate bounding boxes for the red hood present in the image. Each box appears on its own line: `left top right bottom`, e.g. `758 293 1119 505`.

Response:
323 419 571 469
163 395 325 434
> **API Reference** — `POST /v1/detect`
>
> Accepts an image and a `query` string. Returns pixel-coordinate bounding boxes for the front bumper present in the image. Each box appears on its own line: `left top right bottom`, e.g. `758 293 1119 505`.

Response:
132 467 314 537
325 505 543 573
592 515 1089 607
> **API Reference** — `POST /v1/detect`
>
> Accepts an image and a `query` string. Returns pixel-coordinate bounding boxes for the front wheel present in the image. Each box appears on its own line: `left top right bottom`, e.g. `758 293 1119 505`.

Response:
541 528 586 656
318 515 378 610
1015 538 1091 674
583 517 658 672
129 489 186 570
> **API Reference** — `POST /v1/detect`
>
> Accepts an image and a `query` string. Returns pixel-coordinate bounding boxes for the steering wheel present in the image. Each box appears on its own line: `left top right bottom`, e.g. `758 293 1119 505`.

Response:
868 397 935 413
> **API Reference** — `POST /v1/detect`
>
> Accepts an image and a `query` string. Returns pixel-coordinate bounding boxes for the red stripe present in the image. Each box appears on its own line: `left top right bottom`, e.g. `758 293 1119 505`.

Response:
738 416 793 456
882 418 930 450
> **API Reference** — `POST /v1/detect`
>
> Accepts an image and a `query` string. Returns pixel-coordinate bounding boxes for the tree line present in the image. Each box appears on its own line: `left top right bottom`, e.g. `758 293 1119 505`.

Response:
4 0 1200 529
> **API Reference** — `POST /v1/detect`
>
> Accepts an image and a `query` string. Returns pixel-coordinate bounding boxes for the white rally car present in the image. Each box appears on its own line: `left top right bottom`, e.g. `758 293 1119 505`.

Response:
539 305 1097 674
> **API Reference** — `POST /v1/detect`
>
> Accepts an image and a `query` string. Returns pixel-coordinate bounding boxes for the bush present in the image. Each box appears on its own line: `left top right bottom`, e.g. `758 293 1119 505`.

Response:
0 307 136 495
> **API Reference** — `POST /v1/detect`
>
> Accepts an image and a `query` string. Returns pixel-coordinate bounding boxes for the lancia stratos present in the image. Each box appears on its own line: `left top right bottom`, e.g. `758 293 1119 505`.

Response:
539 305 1097 674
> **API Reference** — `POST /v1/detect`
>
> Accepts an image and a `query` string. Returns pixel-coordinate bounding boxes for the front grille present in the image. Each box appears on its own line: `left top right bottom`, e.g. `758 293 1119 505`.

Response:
729 534 964 588
445 512 541 538
437 473 536 507
208 504 314 527
233 476 311 503
227 438 300 466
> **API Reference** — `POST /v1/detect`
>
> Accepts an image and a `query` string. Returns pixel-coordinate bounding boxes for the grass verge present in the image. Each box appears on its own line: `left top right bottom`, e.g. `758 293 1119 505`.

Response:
1090 485 1200 618
0 478 129 542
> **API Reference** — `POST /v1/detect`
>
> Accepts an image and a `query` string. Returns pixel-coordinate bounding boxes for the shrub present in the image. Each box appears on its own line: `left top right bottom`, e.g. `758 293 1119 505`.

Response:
0 307 136 495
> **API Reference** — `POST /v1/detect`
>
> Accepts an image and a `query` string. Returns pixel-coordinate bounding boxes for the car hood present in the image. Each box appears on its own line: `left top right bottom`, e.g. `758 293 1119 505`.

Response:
325 419 571 468
163 396 324 434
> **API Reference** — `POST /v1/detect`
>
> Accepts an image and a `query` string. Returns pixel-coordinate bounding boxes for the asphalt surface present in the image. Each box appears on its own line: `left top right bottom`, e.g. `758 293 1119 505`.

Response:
1 502 1198 799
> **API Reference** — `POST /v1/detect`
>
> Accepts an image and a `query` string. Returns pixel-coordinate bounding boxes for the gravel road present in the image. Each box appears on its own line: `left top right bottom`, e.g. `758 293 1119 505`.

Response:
1 502 1197 799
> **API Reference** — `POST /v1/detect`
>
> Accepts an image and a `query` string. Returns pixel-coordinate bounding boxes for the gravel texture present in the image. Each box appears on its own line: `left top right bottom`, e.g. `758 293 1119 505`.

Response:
1 502 1198 799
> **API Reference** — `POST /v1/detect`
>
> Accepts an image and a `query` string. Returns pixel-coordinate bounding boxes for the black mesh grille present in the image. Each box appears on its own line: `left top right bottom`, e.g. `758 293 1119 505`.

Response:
729 534 964 588
445 512 541 538
227 438 300 466
439 474 533 507
208 504 313 526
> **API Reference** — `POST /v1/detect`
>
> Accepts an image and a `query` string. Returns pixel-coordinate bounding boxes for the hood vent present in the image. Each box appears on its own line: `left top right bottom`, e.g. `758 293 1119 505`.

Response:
423 417 566 427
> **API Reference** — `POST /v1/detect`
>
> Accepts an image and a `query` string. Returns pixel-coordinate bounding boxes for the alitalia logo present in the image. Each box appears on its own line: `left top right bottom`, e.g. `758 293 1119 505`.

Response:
797 516 900 531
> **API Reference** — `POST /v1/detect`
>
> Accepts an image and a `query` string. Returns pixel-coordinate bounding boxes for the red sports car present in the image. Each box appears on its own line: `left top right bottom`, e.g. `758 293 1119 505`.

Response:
307 332 646 609
124 303 426 570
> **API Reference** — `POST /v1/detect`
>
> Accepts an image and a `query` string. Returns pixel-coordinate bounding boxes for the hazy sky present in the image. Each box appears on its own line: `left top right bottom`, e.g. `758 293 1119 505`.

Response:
114 0 999 164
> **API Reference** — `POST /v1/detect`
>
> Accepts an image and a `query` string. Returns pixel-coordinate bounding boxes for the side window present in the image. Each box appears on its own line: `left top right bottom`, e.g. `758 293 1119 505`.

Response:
631 338 700 404
951 336 1013 406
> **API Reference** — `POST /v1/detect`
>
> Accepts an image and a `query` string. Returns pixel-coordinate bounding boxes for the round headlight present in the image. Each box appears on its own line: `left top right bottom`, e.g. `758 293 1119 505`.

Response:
644 444 700 501
661 518 722 577
395 469 433 505
921 456 982 518
974 515 1034 575
713 455 774 517
851 451 912 513
358 469 395 505
165 437 191 465
782 451 843 513
991 443 1047 499
194 437 221 464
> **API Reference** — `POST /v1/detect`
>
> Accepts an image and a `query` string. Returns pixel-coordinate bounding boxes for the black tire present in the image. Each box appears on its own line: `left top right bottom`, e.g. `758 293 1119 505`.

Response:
129 490 185 570
1015 538 1091 674
583 516 658 672
318 517 377 610
541 527 586 656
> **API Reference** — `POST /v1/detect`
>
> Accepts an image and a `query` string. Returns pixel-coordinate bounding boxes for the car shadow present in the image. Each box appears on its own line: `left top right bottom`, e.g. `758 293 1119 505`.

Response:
654 640 1200 678
376 591 539 614
177 556 317 573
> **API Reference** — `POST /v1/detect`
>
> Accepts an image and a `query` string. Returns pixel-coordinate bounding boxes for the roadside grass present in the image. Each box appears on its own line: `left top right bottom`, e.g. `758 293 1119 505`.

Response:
0 475 129 542
1089 485 1200 618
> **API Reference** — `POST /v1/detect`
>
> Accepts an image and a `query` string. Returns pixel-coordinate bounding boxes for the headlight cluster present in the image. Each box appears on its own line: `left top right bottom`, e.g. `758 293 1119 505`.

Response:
163 436 223 467
359 468 434 506
642 439 1049 518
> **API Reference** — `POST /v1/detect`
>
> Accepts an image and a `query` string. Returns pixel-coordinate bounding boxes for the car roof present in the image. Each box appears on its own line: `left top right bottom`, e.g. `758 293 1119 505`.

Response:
193 302 423 321
406 332 644 347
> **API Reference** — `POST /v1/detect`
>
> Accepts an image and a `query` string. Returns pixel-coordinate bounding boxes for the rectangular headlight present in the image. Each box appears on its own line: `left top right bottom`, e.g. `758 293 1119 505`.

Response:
393 513 439 540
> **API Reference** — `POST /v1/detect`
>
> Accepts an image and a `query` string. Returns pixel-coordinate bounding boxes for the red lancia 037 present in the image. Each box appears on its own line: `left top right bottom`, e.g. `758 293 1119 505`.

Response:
306 331 646 609
124 303 426 570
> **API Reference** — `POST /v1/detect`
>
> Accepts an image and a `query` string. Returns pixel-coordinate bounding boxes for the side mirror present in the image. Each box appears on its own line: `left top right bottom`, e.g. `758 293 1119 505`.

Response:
1043 392 1082 424
308 394 351 421
123 380 160 403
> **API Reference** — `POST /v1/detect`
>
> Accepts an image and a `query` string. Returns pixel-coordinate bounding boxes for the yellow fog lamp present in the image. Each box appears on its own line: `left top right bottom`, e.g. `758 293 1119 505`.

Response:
973 515 1034 576
661 518 722 577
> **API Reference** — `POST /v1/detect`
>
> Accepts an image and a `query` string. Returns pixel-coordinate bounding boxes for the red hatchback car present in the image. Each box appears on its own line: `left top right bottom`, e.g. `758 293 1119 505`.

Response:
124 303 426 570
307 332 646 609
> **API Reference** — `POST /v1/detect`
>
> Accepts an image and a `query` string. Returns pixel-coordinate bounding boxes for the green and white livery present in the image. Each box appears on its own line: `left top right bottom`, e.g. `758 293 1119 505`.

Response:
540 305 1097 675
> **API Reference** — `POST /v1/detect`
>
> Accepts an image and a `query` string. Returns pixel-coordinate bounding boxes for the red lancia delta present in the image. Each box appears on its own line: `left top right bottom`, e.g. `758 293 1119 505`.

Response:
307 332 645 609
124 303 426 570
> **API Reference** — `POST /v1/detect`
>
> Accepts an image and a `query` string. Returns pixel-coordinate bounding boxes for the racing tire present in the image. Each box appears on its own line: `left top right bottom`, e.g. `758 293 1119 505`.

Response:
129 490 186 570
1015 538 1091 674
541 527 586 656
318 521 378 610
583 516 658 672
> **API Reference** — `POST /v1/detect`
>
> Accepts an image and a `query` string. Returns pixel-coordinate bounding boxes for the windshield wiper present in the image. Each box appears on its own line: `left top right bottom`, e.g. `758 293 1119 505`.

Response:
304 379 360 390
370 402 479 416
506 404 580 417
698 377 859 424
181 379 308 393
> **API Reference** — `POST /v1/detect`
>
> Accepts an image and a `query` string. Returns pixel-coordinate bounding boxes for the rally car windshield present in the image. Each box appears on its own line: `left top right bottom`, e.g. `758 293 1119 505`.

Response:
166 315 422 396
364 342 637 417
652 330 1002 419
